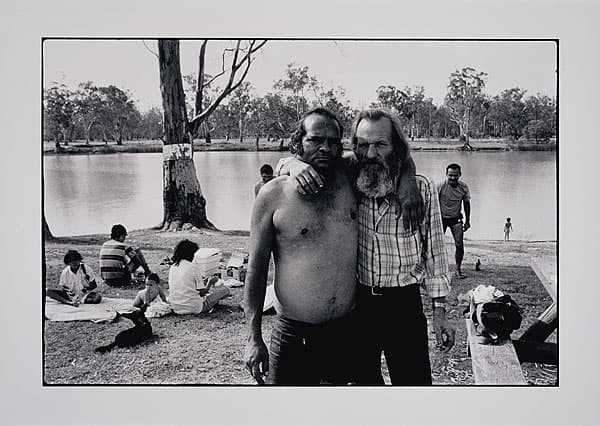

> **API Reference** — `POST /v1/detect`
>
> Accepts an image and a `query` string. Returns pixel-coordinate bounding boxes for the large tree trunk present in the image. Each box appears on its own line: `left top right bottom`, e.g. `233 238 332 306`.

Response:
43 214 54 241
158 39 216 231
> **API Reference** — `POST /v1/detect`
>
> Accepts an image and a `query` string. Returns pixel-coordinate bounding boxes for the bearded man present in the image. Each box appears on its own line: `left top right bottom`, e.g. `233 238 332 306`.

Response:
351 109 454 385
243 108 425 385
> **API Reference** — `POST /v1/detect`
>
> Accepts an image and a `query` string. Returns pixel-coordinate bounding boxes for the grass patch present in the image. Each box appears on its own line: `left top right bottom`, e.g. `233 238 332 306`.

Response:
43 229 557 385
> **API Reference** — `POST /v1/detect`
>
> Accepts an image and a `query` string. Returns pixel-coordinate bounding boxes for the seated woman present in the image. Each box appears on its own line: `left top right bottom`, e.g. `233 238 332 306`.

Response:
47 250 102 306
168 239 231 315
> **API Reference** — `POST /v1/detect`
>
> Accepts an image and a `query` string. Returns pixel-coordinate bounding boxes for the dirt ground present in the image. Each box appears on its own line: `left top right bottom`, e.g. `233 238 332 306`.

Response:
43 228 557 385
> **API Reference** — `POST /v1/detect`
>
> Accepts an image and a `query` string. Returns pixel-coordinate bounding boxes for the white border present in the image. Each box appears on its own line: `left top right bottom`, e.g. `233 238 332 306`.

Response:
1 0 599 424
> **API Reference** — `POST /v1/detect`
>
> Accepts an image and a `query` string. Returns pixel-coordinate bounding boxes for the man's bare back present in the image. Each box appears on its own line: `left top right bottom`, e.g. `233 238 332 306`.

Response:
256 169 357 323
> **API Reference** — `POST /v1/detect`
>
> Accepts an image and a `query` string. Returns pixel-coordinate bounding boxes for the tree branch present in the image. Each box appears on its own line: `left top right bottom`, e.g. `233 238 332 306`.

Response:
142 40 159 59
188 40 266 126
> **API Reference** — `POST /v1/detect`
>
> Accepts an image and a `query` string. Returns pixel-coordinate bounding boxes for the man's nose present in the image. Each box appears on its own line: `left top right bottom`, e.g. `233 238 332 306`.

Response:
366 143 377 158
319 140 332 152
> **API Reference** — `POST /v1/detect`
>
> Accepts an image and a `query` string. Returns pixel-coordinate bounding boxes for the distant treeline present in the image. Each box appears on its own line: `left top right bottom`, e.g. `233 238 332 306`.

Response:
44 65 556 148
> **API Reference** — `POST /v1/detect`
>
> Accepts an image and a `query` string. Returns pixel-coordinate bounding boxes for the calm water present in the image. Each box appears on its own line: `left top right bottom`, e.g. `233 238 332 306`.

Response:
44 151 556 241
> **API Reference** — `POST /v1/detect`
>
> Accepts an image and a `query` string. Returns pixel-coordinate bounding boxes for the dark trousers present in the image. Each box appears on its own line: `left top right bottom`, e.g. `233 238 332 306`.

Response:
268 312 357 385
356 284 432 386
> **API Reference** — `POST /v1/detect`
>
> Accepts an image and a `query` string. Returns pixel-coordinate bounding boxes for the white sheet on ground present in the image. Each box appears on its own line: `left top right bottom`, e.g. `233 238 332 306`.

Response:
44 296 132 323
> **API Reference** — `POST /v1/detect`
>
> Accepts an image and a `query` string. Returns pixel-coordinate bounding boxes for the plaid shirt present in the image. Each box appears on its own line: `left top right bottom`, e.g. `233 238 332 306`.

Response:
357 175 451 298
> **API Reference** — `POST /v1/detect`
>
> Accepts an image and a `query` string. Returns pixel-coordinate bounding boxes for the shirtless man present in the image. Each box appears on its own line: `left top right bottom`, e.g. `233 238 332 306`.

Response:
244 108 358 385
254 164 274 197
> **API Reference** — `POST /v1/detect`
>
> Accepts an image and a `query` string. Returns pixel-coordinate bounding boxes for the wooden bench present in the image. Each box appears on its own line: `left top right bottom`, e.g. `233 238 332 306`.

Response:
465 318 527 385
465 256 557 385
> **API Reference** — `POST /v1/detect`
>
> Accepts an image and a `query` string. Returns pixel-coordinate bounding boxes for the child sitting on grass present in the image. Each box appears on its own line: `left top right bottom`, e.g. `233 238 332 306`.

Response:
47 250 102 307
133 273 168 311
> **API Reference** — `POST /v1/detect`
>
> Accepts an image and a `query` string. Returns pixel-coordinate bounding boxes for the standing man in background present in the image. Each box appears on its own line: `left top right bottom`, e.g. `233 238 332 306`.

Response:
254 164 274 197
438 163 471 279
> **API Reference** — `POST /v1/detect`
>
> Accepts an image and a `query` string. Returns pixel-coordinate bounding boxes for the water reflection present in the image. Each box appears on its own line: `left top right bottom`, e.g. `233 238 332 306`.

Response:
44 151 556 240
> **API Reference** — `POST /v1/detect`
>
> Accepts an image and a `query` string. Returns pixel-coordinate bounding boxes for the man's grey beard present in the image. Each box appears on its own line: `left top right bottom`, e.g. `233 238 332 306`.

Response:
356 162 395 198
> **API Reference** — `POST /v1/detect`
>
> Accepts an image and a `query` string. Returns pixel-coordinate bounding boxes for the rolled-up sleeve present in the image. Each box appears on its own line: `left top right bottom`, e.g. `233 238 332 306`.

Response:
421 179 452 298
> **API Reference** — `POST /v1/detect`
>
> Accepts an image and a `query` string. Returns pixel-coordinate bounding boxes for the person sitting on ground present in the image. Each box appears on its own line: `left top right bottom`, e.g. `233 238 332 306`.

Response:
168 239 231 315
47 250 102 306
99 224 152 287
133 273 168 311
254 164 274 197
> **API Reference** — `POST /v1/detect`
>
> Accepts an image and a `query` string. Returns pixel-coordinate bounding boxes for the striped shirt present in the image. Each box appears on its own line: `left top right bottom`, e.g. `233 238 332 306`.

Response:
357 175 451 298
99 239 134 280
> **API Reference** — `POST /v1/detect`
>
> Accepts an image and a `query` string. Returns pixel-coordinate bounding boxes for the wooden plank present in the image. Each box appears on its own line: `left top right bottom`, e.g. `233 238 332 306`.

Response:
466 318 527 385
530 257 556 301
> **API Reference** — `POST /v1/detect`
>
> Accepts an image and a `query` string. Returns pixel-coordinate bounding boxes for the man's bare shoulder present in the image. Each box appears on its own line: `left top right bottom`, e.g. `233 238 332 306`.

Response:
254 176 294 203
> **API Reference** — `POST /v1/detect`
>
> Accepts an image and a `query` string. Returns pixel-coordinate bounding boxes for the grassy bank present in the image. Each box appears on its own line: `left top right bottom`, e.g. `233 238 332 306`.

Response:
43 228 557 385
43 137 556 155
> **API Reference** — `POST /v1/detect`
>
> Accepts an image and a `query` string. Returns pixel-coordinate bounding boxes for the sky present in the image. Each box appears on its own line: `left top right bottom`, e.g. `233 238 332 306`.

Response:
43 39 557 112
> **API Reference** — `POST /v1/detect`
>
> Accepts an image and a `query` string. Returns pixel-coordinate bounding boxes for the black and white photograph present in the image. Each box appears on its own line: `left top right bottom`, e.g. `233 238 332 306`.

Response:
42 38 558 387
2 1 600 425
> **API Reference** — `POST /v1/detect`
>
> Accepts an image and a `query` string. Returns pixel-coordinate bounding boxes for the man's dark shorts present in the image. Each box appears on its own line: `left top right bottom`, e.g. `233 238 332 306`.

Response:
268 311 358 385
442 215 463 232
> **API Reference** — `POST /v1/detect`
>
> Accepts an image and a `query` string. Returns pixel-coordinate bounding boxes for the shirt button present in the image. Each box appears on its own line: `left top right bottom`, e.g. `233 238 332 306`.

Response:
374 232 378 237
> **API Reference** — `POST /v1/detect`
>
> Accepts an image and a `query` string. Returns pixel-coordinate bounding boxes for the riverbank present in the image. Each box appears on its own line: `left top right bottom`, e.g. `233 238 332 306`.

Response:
43 228 557 385
43 137 556 155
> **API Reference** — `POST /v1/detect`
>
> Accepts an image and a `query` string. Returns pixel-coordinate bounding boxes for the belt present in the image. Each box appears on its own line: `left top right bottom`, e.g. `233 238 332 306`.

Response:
358 284 410 296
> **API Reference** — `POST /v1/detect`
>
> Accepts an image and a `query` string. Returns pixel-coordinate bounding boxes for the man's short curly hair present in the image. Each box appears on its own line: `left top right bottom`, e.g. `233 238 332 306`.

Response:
289 108 343 155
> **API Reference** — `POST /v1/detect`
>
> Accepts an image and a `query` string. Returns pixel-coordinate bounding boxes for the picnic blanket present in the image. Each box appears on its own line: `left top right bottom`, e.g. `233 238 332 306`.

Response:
44 297 131 323
44 297 173 322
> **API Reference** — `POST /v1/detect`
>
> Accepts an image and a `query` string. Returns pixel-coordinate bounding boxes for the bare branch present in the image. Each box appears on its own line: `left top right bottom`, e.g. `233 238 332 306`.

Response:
188 40 266 126
142 40 159 59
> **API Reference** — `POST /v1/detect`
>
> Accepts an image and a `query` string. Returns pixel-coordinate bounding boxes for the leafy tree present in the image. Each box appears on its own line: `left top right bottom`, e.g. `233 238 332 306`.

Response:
403 86 426 140
228 82 253 142
157 39 266 231
137 107 163 140
246 95 269 150
260 92 297 148
274 63 317 121
94 85 139 145
444 67 488 148
431 105 458 139
313 85 356 137
523 93 556 142
74 82 105 144
373 85 408 114
373 85 430 139
43 83 77 150
420 97 437 140
487 88 528 140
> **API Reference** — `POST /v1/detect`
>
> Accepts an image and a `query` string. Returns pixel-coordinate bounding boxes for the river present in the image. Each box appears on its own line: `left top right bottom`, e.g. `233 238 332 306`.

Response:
44 151 556 241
